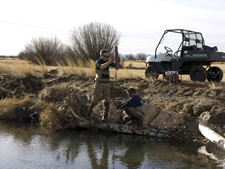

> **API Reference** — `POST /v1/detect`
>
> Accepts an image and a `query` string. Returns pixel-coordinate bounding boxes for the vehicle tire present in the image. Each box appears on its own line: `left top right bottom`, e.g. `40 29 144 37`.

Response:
190 65 207 82
207 66 223 82
145 64 159 79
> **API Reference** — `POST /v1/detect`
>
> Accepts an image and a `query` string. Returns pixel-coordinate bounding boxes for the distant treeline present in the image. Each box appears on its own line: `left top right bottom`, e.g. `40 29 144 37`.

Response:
121 53 148 61
0 55 18 58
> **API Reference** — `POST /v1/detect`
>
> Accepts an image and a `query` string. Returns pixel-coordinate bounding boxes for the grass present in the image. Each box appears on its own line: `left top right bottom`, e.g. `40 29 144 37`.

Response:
33 55 48 75
0 96 33 120
55 58 147 79
0 95 64 129
209 82 217 89
122 60 146 69
0 57 145 79
0 57 225 81
56 56 95 77
0 57 96 77
0 58 48 77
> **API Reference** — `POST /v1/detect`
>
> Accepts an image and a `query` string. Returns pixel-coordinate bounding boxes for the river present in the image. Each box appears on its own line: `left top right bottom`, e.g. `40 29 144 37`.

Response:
0 121 224 169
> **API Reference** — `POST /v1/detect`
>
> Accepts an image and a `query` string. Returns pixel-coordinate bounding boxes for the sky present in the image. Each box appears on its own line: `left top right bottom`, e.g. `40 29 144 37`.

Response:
1 0 225 56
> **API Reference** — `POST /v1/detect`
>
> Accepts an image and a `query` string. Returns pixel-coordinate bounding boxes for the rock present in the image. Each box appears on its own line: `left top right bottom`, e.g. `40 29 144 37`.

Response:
108 103 122 123
151 110 181 127
143 104 159 127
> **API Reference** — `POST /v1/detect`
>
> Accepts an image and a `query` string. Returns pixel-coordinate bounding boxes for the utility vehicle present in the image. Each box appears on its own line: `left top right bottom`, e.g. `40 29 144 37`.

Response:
145 29 225 82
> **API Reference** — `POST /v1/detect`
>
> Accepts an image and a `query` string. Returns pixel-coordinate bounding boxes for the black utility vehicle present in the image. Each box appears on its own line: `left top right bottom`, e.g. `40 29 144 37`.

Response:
145 29 225 82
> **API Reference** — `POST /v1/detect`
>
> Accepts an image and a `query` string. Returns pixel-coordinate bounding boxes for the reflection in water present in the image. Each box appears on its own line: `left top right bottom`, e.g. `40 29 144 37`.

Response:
120 141 145 169
0 121 224 169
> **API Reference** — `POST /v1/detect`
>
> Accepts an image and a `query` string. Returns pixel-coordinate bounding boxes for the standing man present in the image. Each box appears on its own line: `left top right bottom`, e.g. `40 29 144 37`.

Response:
117 88 145 127
87 49 116 121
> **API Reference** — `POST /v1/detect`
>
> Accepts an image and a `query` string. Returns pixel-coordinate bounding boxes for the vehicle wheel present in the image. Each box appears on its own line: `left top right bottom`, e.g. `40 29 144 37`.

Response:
207 66 223 82
190 65 207 82
145 64 159 79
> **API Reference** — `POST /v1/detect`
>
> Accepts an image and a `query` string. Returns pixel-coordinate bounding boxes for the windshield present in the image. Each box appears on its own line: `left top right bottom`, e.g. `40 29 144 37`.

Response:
156 32 182 56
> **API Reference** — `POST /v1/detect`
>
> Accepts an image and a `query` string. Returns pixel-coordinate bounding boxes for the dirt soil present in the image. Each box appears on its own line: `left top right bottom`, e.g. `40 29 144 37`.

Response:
0 69 225 139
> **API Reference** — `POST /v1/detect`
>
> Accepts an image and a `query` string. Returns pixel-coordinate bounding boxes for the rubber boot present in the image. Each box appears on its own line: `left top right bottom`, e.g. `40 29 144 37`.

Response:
102 102 109 121
87 103 95 119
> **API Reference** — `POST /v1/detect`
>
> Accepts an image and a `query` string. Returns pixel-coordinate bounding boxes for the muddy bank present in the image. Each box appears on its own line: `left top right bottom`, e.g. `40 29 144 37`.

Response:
0 70 224 142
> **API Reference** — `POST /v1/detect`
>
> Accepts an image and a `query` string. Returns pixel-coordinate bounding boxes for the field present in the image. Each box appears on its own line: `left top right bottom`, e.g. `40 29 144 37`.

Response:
1 57 225 81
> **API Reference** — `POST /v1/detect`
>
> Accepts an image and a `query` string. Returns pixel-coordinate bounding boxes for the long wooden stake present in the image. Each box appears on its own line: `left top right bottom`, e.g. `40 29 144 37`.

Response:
114 46 119 80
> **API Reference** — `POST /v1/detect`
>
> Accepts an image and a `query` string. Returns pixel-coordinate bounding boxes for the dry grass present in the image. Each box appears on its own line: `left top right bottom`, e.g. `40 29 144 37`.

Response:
122 60 146 69
0 58 48 77
0 57 96 77
209 82 217 89
0 96 33 120
0 58 225 81
38 103 62 129
56 57 95 77
32 56 48 75
0 95 64 129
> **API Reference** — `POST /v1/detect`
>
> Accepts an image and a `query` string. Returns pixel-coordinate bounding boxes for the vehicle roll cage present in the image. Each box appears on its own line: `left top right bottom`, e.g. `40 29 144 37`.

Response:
155 29 205 58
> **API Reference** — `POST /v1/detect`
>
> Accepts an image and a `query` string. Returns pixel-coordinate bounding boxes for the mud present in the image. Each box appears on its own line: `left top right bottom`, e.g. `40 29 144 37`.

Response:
0 70 224 141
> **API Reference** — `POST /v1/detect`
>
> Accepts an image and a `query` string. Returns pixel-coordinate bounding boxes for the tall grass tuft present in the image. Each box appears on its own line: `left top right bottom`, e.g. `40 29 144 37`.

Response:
86 58 95 76
0 57 48 77
0 60 34 77
32 55 48 75
56 56 95 77
209 82 217 89
0 95 63 129
0 96 33 120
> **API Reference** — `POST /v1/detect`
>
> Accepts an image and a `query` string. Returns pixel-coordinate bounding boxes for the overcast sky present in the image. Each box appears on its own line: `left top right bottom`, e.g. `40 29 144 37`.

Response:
1 0 225 56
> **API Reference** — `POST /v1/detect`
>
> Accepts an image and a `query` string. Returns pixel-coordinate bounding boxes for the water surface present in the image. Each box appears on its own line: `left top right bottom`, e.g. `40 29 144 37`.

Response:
0 121 224 169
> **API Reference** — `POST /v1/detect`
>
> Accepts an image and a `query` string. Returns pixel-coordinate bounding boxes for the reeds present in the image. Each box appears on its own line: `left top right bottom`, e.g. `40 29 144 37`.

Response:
56 56 95 77
0 56 96 77
0 96 32 120
33 55 48 75
0 57 48 77
0 59 32 76
0 95 63 129
0 57 149 79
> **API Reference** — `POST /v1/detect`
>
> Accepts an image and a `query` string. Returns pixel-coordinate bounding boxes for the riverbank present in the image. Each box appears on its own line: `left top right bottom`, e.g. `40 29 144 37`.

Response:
0 67 225 143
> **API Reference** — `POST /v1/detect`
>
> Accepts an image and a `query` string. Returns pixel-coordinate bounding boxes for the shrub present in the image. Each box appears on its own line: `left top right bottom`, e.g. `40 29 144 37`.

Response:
19 37 66 65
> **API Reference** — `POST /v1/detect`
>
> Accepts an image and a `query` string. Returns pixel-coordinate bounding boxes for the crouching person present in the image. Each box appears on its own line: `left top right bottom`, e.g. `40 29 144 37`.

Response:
117 88 145 127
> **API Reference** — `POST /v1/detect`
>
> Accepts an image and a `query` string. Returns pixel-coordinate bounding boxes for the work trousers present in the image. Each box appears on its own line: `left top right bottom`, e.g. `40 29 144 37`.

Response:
124 105 145 126
88 81 110 118
90 81 110 105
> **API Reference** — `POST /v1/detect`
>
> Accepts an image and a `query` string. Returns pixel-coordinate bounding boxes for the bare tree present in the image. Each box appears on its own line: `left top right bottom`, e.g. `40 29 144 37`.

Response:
19 37 65 65
136 53 147 60
68 22 120 61
125 54 135 60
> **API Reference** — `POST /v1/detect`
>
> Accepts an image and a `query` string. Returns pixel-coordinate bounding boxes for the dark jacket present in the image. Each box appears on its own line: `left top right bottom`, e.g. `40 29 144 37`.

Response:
117 95 144 109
